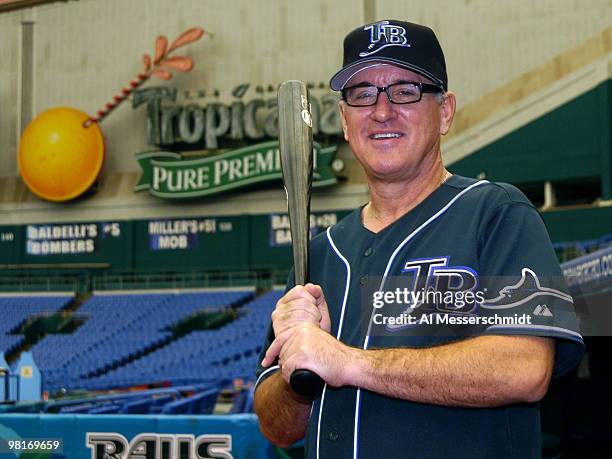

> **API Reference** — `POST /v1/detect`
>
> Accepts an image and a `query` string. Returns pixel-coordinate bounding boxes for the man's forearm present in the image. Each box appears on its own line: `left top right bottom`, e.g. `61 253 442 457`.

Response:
253 371 312 448
344 335 555 407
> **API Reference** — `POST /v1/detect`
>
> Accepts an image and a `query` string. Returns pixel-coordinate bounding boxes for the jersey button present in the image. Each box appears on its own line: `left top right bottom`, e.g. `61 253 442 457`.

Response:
328 429 339 441
360 275 368 285
363 247 374 257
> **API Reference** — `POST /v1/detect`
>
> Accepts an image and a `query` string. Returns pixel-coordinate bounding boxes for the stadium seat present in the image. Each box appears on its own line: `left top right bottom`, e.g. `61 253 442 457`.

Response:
88 404 121 414
120 398 153 414
160 388 219 414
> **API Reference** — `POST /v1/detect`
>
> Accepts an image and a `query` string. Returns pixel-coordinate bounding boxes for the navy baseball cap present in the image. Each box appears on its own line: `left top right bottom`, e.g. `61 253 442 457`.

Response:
330 19 448 91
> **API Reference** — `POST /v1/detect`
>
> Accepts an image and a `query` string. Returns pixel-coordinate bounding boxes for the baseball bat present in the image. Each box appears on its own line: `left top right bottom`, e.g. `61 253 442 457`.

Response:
277 80 325 398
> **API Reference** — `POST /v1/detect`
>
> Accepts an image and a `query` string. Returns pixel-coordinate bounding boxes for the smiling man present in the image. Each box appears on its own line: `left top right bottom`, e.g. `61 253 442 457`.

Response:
254 20 584 458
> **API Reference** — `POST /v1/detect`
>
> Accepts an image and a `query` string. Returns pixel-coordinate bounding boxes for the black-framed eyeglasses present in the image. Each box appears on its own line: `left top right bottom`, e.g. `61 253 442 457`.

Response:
341 81 444 107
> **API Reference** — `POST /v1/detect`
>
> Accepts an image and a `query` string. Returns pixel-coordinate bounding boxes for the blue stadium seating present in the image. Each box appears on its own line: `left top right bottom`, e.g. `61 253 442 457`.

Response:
88 404 121 414
0 288 285 413
43 387 184 414
120 397 153 414
81 289 280 390
28 290 254 391
2 288 281 393
25 385 219 415
0 295 73 355
160 388 219 414
59 403 93 413
229 388 249 414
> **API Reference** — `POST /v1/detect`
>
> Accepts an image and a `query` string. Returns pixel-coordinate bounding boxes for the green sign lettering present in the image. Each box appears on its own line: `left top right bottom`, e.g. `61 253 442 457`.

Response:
135 141 339 198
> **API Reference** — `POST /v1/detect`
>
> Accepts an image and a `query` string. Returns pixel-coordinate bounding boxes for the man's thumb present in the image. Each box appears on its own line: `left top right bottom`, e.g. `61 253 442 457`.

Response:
306 283 331 333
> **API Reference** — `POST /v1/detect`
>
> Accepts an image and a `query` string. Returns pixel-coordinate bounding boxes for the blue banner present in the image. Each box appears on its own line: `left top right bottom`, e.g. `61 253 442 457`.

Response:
562 244 612 292
0 414 275 458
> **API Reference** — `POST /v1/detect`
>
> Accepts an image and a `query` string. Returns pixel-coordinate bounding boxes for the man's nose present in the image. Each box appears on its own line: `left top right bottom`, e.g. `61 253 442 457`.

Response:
370 91 397 122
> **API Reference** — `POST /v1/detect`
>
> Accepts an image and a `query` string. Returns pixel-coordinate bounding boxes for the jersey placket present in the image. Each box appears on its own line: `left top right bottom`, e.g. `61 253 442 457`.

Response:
315 223 396 458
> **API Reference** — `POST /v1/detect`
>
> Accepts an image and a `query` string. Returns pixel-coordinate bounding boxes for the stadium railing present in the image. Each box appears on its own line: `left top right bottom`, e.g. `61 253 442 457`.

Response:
0 276 79 293
0 266 291 293
92 269 265 290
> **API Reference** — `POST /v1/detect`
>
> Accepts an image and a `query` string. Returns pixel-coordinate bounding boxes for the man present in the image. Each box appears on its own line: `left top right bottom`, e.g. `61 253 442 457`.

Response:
254 20 584 458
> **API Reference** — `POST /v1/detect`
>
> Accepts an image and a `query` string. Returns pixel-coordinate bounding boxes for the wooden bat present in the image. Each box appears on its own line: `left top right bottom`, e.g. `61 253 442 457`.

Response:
277 80 325 398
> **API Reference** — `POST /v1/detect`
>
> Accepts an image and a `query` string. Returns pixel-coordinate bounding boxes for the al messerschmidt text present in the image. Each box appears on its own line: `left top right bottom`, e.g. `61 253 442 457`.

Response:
373 313 532 326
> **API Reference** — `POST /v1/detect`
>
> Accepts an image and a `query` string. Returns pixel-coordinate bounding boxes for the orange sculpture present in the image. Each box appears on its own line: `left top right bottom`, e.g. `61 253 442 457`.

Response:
18 27 205 201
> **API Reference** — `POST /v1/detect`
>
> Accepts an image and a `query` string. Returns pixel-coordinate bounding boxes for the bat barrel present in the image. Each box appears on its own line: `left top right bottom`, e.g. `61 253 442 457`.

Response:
278 80 313 286
278 80 324 398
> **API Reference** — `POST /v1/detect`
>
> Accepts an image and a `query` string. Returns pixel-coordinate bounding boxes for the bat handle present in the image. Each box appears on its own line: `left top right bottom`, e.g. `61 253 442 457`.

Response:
290 369 325 398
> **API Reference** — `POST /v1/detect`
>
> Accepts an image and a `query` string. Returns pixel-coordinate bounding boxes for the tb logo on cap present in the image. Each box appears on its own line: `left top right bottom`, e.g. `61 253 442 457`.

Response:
360 20 411 57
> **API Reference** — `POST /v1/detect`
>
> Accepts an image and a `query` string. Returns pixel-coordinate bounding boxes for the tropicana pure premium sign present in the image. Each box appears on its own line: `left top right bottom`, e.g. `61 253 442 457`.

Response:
132 85 343 199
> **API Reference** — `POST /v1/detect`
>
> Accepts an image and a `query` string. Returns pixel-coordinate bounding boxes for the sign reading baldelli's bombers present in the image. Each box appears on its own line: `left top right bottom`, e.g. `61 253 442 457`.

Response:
133 85 343 199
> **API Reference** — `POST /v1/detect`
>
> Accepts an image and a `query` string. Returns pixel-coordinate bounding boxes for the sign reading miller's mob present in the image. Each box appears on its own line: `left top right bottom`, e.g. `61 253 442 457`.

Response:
133 85 343 199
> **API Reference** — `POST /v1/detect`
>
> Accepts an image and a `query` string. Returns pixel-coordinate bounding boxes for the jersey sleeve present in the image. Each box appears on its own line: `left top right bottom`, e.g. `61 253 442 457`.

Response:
254 322 280 389
477 198 584 378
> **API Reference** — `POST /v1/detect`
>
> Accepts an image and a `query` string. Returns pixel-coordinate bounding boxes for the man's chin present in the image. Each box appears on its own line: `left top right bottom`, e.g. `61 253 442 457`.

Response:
365 164 417 182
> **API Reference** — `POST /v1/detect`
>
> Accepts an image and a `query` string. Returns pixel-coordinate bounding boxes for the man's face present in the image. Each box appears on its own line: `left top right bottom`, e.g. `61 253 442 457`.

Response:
339 65 455 183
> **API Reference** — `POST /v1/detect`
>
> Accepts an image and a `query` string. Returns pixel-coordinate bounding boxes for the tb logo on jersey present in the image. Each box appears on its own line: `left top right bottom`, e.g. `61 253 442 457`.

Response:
360 20 411 57
402 257 479 313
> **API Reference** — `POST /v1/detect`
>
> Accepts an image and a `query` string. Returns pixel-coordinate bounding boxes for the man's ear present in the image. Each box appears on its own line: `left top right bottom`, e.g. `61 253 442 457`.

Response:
339 102 349 142
439 91 456 136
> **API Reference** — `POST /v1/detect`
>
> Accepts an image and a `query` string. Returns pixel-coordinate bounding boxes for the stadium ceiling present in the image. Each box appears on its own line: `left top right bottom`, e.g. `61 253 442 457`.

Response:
0 0 76 13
